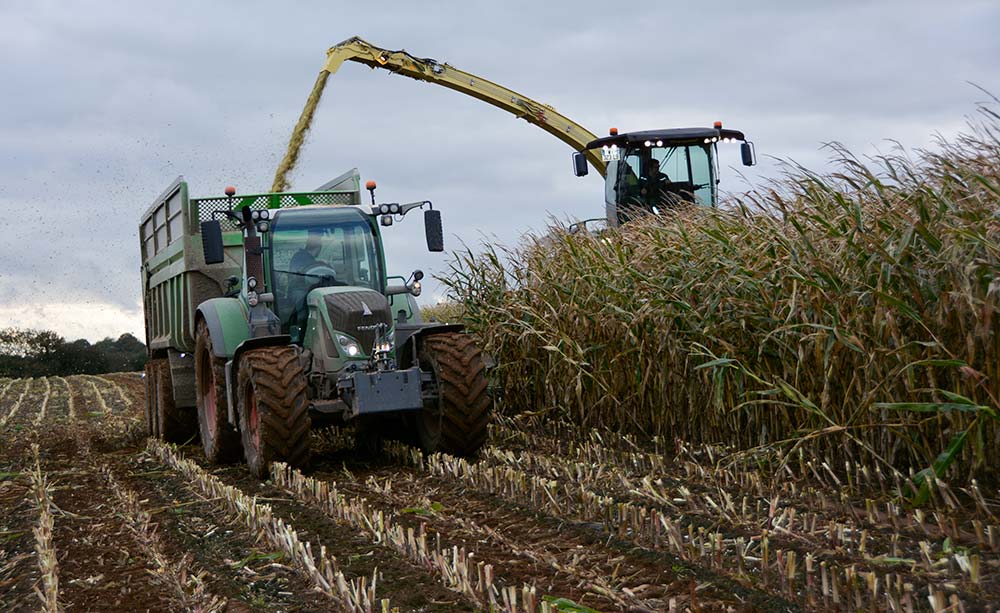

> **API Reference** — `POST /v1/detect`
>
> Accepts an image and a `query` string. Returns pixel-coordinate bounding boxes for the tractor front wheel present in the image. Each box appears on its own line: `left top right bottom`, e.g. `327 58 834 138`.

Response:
237 347 311 478
417 333 491 456
195 321 242 463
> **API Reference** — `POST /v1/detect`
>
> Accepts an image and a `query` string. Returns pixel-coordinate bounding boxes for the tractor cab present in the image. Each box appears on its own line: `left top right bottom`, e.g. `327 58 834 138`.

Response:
573 123 755 227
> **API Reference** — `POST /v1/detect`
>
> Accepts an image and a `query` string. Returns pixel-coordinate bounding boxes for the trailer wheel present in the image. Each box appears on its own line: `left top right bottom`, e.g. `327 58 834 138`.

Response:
237 347 311 478
417 333 491 456
144 361 158 437
195 321 242 463
155 360 197 443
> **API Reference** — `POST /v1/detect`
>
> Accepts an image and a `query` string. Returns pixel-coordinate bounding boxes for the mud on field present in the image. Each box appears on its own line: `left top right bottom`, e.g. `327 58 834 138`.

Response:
0 374 997 612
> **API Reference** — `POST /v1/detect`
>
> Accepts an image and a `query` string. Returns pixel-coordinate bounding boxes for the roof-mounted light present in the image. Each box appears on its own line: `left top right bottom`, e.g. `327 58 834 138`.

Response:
609 127 618 136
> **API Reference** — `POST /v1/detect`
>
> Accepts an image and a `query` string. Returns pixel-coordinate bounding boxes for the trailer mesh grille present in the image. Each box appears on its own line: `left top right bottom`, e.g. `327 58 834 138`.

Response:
194 192 358 231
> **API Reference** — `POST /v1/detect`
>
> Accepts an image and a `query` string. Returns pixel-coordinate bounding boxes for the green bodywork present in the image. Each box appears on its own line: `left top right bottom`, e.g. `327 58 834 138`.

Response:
139 172 420 360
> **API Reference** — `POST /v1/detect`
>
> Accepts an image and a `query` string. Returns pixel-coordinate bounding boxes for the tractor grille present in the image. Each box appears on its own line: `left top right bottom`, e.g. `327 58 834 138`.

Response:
194 192 358 232
324 290 392 355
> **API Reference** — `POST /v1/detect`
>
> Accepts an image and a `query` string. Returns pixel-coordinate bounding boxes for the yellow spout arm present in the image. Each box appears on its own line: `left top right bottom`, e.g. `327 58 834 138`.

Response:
323 37 606 176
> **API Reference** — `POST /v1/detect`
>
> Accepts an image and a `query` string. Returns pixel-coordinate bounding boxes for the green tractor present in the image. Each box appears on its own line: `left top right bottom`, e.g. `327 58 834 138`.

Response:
140 170 490 476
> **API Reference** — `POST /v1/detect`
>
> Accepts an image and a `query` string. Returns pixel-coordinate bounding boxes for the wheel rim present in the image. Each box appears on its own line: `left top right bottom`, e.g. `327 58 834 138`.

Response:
246 383 261 450
200 349 216 435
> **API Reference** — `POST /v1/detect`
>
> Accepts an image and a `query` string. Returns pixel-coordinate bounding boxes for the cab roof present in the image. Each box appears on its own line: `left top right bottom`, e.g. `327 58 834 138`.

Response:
586 127 746 150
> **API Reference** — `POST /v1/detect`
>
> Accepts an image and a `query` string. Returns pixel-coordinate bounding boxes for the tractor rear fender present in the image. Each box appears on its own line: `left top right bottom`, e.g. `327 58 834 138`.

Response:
224 335 293 427
395 323 465 369
196 298 250 359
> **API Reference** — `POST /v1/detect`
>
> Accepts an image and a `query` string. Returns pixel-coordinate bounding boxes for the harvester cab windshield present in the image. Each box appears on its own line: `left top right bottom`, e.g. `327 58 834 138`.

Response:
573 123 756 226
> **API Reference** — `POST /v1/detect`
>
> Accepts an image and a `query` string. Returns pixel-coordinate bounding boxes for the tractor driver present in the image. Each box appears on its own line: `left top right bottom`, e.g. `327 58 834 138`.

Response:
290 229 327 272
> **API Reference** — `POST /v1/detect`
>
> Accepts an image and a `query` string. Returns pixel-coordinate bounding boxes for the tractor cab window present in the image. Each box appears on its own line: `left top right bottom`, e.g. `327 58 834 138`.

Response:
269 209 382 330
614 144 714 221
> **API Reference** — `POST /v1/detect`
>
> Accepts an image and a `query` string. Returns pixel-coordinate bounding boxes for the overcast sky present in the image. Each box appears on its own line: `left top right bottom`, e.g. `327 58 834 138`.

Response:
1 0 997 342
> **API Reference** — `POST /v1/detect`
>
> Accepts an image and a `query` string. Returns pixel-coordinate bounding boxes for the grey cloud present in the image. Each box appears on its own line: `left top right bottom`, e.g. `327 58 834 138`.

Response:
0 0 997 340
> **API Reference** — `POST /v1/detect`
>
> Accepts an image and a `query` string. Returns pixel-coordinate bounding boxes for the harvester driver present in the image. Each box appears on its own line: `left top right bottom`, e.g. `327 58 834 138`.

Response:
640 159 670 210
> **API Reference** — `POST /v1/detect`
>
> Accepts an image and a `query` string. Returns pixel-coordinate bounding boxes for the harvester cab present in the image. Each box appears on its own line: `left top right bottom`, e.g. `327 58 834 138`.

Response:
141 171 492 479
572 123 756 227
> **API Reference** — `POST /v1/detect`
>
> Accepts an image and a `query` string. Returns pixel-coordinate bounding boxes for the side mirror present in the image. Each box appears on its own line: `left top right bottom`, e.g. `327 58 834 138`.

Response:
741 141 757 167
572 152 589 177
201 220 225 264
424 209 444 252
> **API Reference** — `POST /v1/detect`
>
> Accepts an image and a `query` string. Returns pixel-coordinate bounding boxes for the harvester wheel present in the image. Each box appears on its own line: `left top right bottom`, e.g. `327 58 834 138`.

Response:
417 332 491 456
155 360 197 443
236 347 311 478
195 321 242 463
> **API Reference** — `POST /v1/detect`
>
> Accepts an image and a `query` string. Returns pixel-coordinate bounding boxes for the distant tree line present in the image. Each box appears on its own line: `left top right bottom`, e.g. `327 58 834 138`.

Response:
0 328 146 377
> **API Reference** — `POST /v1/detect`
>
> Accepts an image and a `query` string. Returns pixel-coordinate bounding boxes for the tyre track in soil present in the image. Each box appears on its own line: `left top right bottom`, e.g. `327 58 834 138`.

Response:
305 449 793 613
1 375 344 612
58 377 342 612
188 450 473 612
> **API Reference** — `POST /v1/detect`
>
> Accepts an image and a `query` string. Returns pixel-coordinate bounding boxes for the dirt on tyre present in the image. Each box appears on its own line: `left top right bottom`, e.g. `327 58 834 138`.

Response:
237 346 311 478
195 320 242 463
417 332 491 456
154 359 197 443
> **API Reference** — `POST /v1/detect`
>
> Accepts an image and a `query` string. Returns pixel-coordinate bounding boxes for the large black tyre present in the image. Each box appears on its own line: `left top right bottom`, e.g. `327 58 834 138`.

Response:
195 321 242 463
417 333 491 456
237 347 311 478
144 361 158 437
155 360 198 443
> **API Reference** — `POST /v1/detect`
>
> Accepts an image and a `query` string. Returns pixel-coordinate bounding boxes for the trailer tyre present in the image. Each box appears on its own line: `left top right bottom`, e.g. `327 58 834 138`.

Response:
144 361 158 437
195 321 242 463
154 360 197 443
237 347 311 478
417 333 491 456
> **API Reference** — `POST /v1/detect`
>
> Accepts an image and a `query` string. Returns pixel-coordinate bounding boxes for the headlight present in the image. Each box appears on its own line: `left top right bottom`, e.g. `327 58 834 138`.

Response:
336 334 362 358
379 203 390 214
247 276 257 290
251 210 260 221
388 203 400 214
247 291 259 306
259 209 269 220
410 280 422 296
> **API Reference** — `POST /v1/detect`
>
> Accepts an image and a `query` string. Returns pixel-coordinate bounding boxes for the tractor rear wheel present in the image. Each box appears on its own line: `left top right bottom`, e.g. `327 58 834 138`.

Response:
417 333 491 456
237 347 311 478
195 321 242 463
155 359 197 443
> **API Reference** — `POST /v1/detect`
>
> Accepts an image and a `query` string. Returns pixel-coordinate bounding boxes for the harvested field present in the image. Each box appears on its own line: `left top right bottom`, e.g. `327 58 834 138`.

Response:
1 374 998 611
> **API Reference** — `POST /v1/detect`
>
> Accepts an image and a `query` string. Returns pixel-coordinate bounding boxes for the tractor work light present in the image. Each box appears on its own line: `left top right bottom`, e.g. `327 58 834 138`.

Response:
381 215 393 226
247 276 258 290
247 291 259 306
337 334 362 357
411 280 422 296
259 209 269 220
256 221 270 233
388 203 400 214
379 203 390 215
